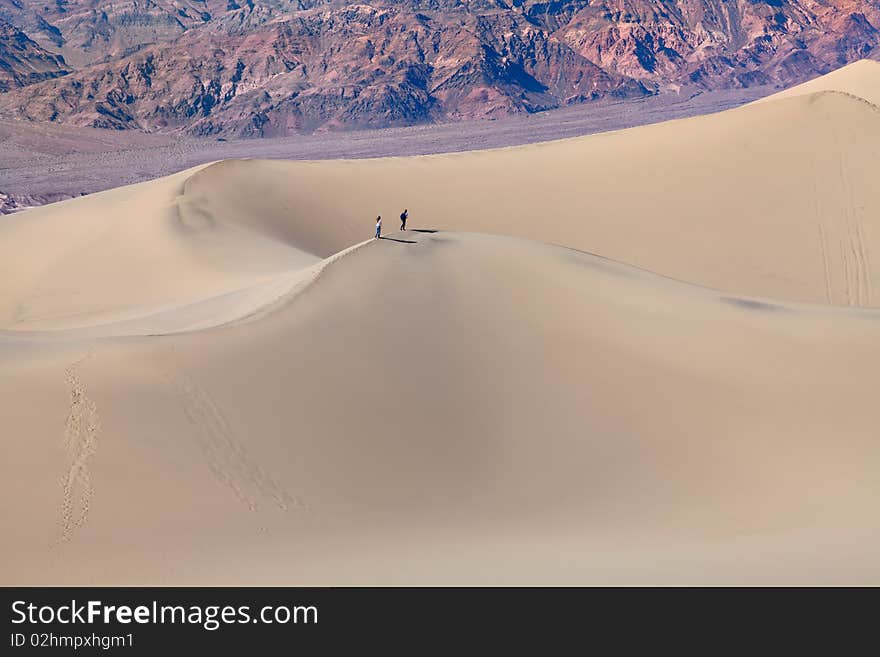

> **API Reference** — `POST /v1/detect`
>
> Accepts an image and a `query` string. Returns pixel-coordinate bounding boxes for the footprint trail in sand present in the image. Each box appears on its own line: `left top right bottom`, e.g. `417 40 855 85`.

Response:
165 370 304 514
57 352 100 544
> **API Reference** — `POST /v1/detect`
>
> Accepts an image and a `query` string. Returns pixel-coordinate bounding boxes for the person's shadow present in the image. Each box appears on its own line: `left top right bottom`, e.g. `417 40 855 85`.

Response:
379 236 417 244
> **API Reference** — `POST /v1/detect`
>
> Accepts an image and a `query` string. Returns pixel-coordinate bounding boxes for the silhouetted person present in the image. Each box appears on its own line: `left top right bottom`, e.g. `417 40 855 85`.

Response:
375 215 382 239
400 208 408 231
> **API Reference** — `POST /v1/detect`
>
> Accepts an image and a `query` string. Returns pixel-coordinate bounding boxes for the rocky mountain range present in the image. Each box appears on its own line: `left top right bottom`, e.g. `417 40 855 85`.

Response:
0 1 878 135
0 19 68 92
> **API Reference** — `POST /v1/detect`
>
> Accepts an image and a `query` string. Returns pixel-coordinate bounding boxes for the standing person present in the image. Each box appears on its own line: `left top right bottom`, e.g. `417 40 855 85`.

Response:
375 215 382 239
400 208 408 231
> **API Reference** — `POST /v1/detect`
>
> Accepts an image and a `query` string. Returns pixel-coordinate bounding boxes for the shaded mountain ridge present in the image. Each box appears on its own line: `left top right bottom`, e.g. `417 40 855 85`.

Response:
0 1 878 134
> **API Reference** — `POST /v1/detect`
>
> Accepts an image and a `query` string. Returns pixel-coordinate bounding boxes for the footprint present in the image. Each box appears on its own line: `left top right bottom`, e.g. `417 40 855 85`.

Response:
818 222 833 304
164 369 305 514
55 351 100 545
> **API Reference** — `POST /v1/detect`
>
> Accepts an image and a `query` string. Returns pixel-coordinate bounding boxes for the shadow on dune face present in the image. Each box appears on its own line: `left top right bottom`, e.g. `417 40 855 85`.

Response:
380 237 418 244
721 297 784 312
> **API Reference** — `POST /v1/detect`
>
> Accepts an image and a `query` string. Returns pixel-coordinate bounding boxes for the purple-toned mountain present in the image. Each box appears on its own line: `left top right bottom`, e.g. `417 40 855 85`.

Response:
0 20 68 92
0 1 878 135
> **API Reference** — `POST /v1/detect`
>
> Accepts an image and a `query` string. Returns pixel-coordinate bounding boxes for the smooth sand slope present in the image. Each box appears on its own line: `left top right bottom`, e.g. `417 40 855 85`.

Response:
754 59 880 108
1 61 879 585
171 62 880 308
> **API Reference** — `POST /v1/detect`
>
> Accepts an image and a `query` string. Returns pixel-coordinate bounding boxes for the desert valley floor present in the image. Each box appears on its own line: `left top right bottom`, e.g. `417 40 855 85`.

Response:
1 61 880 584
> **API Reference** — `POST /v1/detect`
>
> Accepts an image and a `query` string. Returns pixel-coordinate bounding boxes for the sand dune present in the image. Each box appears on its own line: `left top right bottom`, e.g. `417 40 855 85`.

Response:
6 60 877 326
2 61 880 585
754 59 880 108
178 85 879 307
0 165 321 331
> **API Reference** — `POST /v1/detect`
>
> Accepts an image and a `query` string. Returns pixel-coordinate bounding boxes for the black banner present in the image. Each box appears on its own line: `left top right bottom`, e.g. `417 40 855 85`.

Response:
1 587 872 652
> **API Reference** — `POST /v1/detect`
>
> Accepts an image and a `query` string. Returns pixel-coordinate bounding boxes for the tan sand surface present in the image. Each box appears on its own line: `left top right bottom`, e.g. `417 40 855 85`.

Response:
754 59 880 107
1 61 879 585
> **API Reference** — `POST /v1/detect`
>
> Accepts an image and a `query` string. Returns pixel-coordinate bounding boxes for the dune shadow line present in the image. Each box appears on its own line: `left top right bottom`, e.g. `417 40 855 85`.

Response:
380 237 417 244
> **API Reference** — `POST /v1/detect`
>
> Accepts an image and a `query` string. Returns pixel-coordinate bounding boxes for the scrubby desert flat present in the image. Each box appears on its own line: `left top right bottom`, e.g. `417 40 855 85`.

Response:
1 61 880 585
